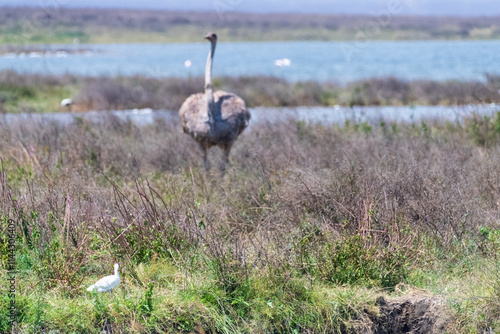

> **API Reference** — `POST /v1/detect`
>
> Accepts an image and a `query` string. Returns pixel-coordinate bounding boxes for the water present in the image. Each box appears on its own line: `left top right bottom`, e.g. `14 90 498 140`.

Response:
1 41 500 82
2 104 497 128
250 104 498 126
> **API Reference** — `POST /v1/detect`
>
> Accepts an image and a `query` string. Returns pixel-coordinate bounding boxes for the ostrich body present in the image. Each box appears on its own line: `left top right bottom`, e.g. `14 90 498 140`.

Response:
179 32 250 170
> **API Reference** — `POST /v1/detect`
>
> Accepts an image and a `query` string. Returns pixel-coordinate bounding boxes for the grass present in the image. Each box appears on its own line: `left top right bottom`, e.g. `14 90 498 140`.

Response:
1 7 500 44
0 107 499 332
0 71 499 113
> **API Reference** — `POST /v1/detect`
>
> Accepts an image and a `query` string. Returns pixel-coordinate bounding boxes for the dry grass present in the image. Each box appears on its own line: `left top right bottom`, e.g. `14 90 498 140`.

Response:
0 111 499 332
1 71 500 114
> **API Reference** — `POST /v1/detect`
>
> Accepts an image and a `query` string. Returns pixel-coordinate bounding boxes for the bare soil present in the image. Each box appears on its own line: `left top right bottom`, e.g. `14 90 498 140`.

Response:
365 294 452 334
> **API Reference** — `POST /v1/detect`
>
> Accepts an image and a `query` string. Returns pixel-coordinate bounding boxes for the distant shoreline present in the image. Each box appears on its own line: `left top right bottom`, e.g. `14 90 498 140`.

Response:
0 6 499 44
0 45 94 56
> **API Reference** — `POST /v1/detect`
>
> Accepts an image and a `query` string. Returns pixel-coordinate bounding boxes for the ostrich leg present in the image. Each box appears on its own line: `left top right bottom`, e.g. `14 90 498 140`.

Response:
201 145 211 171
220 144 232 172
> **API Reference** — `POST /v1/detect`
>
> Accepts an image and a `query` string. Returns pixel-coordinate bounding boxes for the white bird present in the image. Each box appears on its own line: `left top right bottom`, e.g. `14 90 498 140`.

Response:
61 98 73 111
61 98 72 111
274 59 284 67
61 98 72 106
274 58 291 67
87 263 121 293
184 60 192 68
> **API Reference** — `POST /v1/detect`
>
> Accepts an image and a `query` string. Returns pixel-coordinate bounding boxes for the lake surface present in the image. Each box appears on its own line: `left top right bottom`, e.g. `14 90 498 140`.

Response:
1 40 500 82
2 104 497 128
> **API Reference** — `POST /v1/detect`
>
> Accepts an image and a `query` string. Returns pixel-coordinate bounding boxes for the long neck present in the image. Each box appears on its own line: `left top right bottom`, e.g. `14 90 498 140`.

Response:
115 267 119 278
205 40 216 122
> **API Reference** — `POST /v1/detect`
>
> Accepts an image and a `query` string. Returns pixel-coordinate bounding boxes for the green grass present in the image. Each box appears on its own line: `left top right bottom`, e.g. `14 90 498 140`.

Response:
1 215 498 333
0 250 382 333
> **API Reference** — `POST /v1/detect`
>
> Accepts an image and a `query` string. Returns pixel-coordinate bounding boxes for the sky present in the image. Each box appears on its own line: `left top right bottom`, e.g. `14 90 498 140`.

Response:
0 0 499 16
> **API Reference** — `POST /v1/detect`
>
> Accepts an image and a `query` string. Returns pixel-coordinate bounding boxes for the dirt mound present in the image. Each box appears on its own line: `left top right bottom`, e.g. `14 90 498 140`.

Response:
367 295 452 334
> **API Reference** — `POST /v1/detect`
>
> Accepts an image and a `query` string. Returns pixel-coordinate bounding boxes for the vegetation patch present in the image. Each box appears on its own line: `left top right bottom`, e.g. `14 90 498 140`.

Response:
0 110 499 332
1 7 500 44
0 71 499 113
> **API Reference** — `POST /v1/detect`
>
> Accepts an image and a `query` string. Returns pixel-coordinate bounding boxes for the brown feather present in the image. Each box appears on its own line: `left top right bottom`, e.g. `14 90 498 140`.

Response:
179 32 250 170
179 90 250 149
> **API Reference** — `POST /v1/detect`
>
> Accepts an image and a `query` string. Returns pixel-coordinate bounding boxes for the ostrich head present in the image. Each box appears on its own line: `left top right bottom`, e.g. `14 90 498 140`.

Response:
204 32 217 43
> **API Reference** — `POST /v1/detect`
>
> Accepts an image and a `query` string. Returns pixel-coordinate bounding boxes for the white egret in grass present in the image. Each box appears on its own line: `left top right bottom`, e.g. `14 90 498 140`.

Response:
87 263 120 293
60 98 73 111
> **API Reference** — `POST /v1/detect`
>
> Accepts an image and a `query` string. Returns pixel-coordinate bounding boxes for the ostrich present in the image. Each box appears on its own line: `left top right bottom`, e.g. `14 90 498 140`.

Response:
179 32 250 171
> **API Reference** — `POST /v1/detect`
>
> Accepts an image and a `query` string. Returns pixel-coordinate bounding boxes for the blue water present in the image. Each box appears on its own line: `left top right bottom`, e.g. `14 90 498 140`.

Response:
2 104 497 128
1 40 500 82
